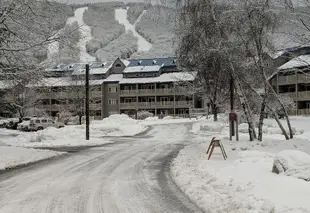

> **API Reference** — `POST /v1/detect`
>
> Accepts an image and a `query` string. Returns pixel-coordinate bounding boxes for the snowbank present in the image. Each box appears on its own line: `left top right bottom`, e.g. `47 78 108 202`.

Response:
0 146 65 171
172 131 310 213
191 119 227 134
5 114 148 148
273 150 310 181
91 114 147 137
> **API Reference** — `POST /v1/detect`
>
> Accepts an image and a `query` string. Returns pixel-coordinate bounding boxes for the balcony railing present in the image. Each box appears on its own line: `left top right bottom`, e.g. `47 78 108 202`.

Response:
175 101 192 107
278 75 297 85
298 109 310 116
157 88 174 94
298 74 310 83
138 89 156 95
120 90 137 96
298 91 310 100
120 103 136 108
119 101 193 109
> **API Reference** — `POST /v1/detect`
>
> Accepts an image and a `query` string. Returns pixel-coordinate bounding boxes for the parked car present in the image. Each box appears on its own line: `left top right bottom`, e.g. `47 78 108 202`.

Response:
28 117 65 131
17 120 31 131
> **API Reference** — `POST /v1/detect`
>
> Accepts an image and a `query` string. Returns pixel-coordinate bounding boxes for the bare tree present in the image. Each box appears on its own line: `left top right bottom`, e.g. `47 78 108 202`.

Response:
176 1 231 122
0 0 78 117
176 0 258 140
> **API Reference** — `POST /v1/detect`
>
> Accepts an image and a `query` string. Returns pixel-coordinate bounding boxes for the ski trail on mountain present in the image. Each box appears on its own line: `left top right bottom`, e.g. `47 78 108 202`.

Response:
115 8 152 52
46 7 96 64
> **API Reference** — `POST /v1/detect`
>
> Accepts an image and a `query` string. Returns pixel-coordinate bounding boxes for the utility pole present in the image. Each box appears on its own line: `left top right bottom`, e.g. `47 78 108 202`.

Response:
230 75 235 136
85 64 90 140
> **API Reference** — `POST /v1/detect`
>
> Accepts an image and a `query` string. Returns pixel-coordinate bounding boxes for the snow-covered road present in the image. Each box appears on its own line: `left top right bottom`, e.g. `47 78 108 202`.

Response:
0 124 201 213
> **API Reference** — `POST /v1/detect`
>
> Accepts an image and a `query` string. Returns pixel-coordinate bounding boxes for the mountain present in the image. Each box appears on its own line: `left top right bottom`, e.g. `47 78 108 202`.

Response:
45 1 177 65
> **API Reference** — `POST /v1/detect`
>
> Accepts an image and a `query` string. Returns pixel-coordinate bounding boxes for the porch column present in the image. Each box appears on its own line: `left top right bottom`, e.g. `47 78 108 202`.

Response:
295 71 298 116
173 83 176 116
154 83 157 116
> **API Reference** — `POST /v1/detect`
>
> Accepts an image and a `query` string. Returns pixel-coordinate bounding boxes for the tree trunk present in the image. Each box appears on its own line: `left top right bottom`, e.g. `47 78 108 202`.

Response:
212 103 218 121
267 81 293 139
234 77 256 141
268 106 289 140
258 98 266 141
79 115 82 125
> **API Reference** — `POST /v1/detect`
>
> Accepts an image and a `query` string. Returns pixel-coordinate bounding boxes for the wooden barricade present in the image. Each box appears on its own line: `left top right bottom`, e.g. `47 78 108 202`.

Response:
206 137 227 160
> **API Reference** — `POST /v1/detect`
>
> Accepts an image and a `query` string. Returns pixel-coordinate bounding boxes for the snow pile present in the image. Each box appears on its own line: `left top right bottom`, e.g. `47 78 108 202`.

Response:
91 114 147 137
191 119 227 134
144 116 159 121
0 146 65 171
172 117 310 213
162 116 174 120
273 150 310 181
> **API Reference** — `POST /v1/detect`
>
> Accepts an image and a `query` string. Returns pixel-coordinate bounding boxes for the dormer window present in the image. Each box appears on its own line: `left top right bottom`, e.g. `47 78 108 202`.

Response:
138 60 142 65
153 60 157 64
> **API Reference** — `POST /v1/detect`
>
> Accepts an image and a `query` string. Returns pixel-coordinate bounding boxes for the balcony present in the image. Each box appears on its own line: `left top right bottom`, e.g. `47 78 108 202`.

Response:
120 90 137 96
278 75 297 85
298 109 310 116
138 102 156 108
120 102 137 109
298 91 310 101
157 88 174 95
138 89 156 96
280 92 296 100
298 74 310 84
175 101 192 108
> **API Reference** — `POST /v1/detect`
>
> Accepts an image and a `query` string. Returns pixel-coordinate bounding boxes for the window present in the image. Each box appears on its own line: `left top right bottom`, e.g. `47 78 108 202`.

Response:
108 99 118 105
108 86 117 93
115 64 122 67
35 120 40 124
42 119 47 123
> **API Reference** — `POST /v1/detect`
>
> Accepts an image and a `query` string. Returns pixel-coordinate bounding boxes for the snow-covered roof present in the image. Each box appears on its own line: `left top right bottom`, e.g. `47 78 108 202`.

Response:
72 63 112 75
121 59 130 67
123 65 162 73
126 57 178 67
103 74 123 82
279 55 310 70
119 72 196 84
29 77 104 88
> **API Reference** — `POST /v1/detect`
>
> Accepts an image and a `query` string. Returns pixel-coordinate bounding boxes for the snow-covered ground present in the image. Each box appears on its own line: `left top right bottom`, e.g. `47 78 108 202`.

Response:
3 114 147 148
171 116 310 213
115 8 152 52
0 144 65 171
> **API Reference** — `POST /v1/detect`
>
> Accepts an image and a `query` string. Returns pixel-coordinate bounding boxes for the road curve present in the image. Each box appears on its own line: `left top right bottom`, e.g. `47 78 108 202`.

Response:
0 123 202 213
